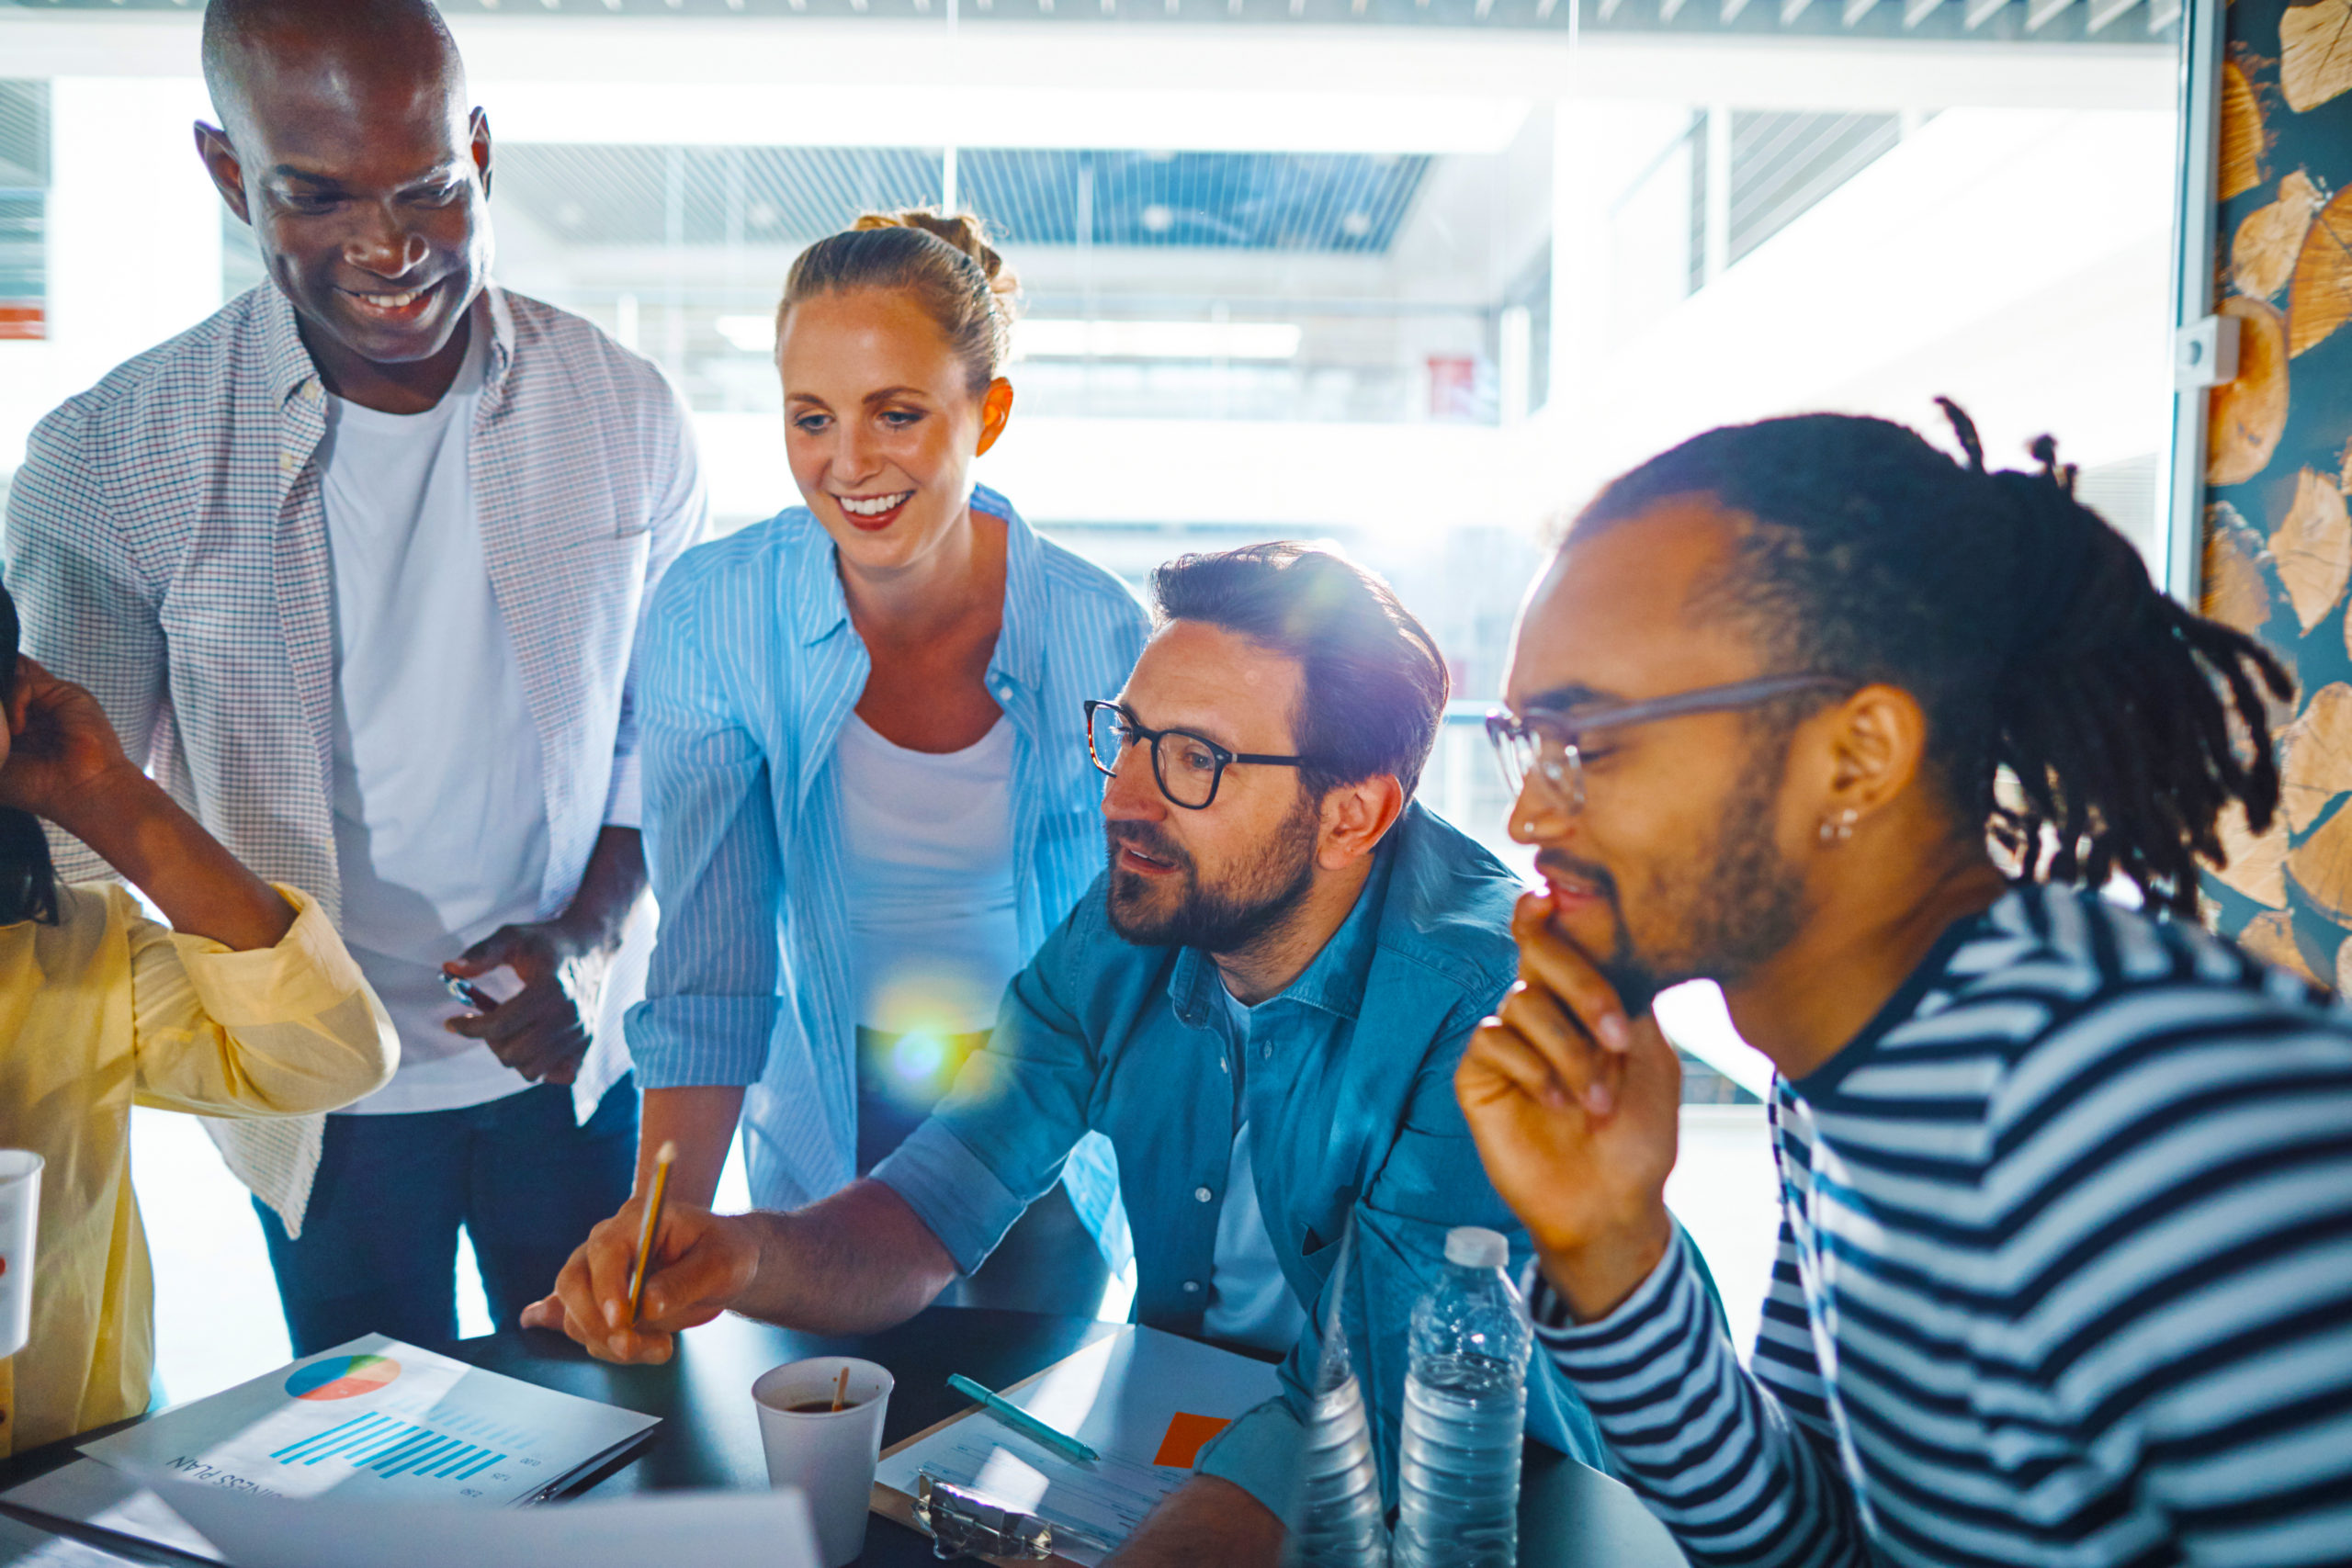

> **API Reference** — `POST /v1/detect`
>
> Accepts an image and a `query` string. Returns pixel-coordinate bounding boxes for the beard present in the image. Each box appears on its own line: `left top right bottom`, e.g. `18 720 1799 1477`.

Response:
1104 796 1321 953
1557 735 1806 1016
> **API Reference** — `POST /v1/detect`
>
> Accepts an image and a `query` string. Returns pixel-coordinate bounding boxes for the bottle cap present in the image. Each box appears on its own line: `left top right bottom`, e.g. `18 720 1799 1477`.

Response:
1444 1226 1509 1269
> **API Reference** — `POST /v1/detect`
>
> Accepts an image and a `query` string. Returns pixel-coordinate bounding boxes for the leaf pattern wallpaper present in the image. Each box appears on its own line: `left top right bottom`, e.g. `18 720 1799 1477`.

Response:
2201 0 2352 985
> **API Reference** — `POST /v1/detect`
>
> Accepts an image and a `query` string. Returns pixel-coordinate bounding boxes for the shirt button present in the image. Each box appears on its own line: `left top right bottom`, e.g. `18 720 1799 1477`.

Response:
1193 1186 1213 1203
1182 1280 1202 1293
1261 1045 1272 1060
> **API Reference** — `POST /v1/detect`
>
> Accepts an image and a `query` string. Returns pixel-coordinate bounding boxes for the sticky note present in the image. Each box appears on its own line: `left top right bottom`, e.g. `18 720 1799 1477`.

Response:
1152 1412 1233 1469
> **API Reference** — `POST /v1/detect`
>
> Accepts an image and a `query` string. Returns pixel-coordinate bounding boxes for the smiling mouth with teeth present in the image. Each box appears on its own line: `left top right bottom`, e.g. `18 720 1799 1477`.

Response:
346 283 434 317
837 491 914 518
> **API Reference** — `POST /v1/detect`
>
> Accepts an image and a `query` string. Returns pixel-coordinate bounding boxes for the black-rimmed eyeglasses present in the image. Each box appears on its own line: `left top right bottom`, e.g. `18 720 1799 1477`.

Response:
1085 699 1317 810
1487 673 1851 814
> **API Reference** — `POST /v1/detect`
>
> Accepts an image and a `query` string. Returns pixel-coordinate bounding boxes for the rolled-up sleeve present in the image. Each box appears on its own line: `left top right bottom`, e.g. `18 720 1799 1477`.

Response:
128 886 399 1116
626 558 785 1088
871 910 1102 1272
1194 1396 1306 1520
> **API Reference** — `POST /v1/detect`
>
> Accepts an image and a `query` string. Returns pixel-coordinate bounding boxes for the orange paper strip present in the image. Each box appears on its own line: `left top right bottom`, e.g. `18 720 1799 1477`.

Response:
1152 1412 1234 1469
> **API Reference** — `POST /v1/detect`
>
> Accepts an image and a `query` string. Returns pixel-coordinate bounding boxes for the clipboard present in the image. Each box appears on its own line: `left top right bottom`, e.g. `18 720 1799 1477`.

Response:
868 1324 1282 1565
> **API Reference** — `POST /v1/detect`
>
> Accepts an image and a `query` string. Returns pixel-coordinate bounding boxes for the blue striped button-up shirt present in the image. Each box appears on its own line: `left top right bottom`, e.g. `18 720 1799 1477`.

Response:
625 487 1150 1217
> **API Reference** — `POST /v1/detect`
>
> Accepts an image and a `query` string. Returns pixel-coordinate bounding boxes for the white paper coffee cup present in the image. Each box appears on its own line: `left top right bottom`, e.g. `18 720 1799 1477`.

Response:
752 1356 894 1568
0 1150 42 1359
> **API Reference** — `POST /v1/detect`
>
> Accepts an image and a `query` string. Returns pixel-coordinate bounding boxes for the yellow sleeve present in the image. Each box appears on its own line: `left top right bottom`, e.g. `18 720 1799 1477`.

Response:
123 885 401 1117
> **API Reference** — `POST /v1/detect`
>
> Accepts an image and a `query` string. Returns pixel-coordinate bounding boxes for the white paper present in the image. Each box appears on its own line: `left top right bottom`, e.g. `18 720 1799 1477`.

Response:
0 1459 223 1562
892 1426 1190 1564
0 1517 135 1567
78 1334 654 1507
144 1473 820 1568
0 1465 183 1566
874 1324 1281 1566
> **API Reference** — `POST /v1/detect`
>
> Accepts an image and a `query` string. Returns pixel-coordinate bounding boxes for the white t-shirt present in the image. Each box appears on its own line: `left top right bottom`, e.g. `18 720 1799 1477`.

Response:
1204 1121 1306 1354
1204 992 1310 1355
836 712 1023 1036
319 319 552 1114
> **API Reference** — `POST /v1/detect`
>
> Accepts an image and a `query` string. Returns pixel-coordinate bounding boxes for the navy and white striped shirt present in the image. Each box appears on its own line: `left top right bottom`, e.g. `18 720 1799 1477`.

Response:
1535 883 2352 1566
624 488 1149 1223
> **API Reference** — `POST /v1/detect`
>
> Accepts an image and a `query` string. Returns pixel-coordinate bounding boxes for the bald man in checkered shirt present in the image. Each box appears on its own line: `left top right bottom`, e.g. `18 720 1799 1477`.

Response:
1 0 707 1353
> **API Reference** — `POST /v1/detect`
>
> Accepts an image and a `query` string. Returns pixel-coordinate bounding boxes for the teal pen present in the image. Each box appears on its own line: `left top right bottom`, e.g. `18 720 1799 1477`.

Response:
946 1373 1100 1463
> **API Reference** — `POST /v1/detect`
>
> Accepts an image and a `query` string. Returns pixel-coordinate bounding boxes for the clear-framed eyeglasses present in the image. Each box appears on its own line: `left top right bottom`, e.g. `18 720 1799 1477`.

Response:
1486 673 1851 814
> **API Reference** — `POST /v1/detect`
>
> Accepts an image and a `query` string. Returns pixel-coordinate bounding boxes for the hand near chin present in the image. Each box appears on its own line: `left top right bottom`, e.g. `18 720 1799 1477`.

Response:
1455 891 1680 1322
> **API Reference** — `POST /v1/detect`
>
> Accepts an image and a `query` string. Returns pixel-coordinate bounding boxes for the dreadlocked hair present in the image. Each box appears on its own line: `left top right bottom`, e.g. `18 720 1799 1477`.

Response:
1575 402 2295 918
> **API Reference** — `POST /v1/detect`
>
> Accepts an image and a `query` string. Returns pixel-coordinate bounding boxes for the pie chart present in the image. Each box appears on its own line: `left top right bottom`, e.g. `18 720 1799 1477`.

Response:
285 1354 402 1401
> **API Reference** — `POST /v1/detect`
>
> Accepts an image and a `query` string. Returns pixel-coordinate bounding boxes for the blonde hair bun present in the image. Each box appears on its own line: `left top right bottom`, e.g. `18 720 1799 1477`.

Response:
778 209 1022 391
853 209 1020 304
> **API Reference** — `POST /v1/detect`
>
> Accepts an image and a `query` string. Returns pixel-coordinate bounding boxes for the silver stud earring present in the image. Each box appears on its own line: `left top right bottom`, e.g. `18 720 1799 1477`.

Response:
1820 807 1859 844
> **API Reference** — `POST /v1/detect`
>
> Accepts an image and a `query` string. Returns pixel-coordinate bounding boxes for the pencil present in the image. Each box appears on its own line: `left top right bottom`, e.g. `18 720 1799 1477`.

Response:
624 1140 676 1328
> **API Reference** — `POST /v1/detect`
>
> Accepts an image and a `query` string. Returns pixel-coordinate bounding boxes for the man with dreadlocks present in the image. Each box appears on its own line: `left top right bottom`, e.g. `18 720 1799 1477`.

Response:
1460 405 2352 1565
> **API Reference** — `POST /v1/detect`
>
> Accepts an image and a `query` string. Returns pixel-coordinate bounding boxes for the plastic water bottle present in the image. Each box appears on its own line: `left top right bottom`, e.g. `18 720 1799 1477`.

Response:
1286 1328 1387 1567
1391 1226 1531 1568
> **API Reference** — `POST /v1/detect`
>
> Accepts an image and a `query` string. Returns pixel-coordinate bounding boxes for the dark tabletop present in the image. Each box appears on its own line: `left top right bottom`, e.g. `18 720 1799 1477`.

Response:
0 1306 1689 1566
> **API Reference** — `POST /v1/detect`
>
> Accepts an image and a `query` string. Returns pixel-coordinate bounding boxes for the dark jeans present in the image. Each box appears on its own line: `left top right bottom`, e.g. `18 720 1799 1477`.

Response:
856 1028 1109 1318
255 1075 639 1356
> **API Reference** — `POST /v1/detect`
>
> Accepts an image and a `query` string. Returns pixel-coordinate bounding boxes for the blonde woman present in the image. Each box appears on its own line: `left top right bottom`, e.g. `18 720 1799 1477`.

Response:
614 213 1145 1308
0 581 396 1452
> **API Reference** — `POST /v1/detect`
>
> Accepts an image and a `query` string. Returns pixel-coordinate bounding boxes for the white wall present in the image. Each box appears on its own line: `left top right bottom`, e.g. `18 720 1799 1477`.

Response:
1518 106 2176 558
0 77 222 471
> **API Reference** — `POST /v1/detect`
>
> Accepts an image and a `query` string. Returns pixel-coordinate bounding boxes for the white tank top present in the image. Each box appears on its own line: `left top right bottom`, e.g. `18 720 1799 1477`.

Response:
837 711 1023 1036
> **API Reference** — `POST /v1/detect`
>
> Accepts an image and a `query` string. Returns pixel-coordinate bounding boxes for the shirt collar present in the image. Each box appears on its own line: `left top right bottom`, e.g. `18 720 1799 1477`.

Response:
985 486 1050 695
787 483 1049 682
260 281 515 412
1167 835 1398 1030
1788 894 2000 1102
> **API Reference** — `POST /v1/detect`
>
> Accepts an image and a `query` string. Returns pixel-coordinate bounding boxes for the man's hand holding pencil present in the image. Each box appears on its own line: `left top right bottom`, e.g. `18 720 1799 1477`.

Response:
520 1188 761 1363
528 1168 967 1355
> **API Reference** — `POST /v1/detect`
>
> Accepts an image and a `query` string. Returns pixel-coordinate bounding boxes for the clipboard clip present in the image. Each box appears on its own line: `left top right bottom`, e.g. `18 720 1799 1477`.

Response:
913 1472 1057 1561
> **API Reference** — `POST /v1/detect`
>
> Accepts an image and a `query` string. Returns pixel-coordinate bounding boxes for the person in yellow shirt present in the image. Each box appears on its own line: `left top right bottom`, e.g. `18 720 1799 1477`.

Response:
0 580 398 1455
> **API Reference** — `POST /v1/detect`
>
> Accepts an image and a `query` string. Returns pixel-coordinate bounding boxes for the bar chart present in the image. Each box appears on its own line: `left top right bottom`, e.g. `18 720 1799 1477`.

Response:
269 1412 513 1483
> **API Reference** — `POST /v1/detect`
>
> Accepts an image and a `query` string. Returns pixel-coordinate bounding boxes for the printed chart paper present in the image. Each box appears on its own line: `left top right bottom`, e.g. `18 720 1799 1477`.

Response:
79 1334 655 1506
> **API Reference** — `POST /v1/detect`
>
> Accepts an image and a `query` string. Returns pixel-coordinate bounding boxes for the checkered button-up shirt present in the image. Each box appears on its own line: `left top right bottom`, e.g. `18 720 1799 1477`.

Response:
2 282 707 1234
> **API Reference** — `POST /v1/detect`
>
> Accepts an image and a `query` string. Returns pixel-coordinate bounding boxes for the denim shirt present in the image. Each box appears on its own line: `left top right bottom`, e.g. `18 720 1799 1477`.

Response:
873 803 1608 1516
624 489 1149 1224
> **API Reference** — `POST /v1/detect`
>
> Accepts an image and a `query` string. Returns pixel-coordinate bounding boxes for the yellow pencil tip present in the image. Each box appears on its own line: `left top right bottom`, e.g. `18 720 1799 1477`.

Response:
656 1140 678 1164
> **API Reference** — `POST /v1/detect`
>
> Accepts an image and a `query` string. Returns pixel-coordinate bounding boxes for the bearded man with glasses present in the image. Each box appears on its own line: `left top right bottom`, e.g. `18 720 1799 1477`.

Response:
526 543 1613 1565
